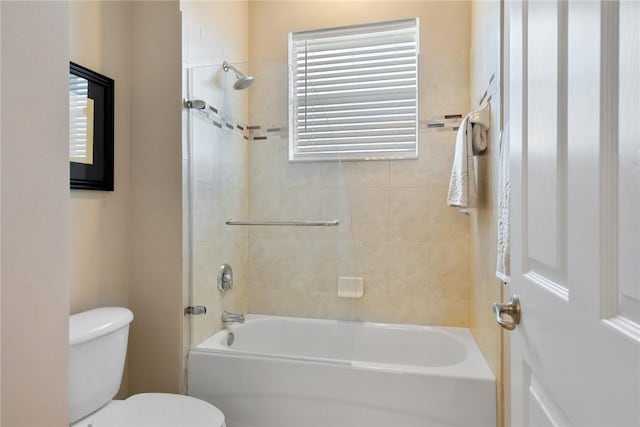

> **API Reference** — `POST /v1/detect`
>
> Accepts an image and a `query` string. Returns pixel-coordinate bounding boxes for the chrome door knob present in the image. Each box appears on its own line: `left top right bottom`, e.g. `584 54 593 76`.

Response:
492 294 521 330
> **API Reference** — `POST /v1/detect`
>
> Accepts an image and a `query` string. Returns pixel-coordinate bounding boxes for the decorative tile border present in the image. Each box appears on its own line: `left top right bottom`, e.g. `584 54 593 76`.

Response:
192 107 289 141
421 114 464 132
192 102 465 141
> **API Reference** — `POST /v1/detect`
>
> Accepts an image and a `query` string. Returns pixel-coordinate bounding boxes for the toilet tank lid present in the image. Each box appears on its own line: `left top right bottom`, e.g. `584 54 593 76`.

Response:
70 307 134 346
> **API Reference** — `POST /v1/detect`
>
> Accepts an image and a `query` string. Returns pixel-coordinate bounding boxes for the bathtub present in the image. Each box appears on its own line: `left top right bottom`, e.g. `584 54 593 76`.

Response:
188 315 496 427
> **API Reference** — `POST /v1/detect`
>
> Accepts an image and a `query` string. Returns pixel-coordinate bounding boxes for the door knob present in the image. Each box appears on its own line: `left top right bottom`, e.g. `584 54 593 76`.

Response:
493 294 521 330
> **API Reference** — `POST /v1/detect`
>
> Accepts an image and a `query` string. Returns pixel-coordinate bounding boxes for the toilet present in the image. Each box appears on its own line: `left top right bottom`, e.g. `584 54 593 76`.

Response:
69 307 225 427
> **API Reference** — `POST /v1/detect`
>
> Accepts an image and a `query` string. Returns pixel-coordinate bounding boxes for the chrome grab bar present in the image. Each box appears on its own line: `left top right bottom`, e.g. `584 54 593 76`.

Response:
225 219 339 226
492 294 521 331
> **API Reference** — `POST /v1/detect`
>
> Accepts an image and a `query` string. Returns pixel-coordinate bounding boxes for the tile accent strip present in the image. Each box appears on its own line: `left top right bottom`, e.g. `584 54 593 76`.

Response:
192 105 289 141
192 102 464 140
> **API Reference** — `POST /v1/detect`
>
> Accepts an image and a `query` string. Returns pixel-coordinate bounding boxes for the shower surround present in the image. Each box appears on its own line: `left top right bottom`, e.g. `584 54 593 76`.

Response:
183 1 473 350
246 1 472 325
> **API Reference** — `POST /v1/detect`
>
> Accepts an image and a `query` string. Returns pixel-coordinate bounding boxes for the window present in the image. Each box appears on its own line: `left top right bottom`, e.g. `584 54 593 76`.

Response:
288 18 420 162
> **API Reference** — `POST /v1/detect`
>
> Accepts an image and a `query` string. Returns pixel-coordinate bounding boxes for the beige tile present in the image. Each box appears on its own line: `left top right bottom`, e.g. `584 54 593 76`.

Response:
420 52 470 117
354 241 390 295
384 242 430 297
389 155 429 187
191 120 218 185
388 188 430 242
422 52 469 85
429 183 471 243
192 245 220 295
248 139 285 190
427 295 470 327
429 241 471 276
429 131 457 188
314 292 363 321
192 182 223 247
248 239 291 290
217 134 248 190
283 160 349 189
249 288 318 318
313 240 357 293
348 160 389 188
361 278 389 298
224 188 248 242
360 294 431 325
430 264 472 300
349 188 389 242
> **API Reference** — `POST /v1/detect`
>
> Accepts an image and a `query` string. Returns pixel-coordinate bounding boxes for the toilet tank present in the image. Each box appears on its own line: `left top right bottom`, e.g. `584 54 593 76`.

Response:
69 307 134 423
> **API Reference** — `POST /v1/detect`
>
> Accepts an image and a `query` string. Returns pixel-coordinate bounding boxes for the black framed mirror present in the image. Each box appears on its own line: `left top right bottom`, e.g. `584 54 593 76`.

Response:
69 62 114 191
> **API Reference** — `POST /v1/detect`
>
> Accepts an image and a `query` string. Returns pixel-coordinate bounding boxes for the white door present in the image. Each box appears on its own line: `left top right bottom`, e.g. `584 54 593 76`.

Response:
506 0 640 426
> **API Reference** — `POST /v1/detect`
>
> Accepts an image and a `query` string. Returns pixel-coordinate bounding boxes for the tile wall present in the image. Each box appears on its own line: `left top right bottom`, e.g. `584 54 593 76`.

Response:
248 131 472 325
184 1 474 343
182 1 250 346
244 1 473 325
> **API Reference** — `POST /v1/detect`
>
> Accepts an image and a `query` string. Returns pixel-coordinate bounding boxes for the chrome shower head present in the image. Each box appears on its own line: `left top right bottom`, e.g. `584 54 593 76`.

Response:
222 61 254 90
233 74 254 90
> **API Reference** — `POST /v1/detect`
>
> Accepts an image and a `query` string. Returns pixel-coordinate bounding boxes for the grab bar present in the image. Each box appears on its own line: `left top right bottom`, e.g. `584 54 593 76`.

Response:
225 219 339 226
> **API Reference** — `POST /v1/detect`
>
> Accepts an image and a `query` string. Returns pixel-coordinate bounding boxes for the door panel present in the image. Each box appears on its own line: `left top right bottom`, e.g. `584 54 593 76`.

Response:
617 0 640 331
508 1 640 426
527 369 570 427
526 0 567 282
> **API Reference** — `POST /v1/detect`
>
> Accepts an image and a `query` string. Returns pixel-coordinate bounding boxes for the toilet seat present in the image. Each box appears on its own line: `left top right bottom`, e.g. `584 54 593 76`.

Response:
72 393 225 427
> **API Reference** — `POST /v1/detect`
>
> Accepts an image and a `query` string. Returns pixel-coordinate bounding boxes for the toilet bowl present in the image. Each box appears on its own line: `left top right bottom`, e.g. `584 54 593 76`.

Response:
69 307 225 427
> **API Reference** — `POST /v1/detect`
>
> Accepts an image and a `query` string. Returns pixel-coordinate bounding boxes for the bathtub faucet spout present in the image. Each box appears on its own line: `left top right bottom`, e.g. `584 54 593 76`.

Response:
222 311 245 324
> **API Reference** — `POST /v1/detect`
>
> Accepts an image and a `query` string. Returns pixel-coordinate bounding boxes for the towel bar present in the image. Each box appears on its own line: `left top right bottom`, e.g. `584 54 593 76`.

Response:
469 102 491 129
226 220 339 226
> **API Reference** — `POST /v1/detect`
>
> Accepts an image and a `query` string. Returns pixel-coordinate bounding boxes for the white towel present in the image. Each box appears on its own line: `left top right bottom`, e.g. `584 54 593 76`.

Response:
447 114 488 212
495 130 511 283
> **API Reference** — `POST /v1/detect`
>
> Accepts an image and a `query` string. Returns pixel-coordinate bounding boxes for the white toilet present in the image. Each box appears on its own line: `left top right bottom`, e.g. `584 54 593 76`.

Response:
69 307 225 427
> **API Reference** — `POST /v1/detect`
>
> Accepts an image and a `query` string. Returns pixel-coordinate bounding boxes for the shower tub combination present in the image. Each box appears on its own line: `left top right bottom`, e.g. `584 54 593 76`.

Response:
188 315 495 427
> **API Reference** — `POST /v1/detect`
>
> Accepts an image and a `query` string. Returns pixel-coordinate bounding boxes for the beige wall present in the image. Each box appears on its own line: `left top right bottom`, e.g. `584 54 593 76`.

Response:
1 2 70 425
469 0 505 425
68 1 133 398
69 1 132 315
246 1 473 325
182 1 249 67
129 1 184 395
249 1 470 63
181 1 250 349
1 4 3 419
68 1 185 396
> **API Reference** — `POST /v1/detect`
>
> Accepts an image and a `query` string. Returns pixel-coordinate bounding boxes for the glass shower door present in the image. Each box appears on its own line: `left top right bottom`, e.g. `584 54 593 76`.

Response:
185 60 357 350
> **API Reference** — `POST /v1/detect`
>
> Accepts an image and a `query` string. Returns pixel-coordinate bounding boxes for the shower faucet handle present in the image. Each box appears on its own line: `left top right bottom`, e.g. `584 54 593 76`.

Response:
217 264 234 293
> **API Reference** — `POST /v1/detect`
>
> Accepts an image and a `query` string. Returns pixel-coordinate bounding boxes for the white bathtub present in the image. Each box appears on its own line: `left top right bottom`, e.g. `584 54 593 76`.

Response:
188 315 496 427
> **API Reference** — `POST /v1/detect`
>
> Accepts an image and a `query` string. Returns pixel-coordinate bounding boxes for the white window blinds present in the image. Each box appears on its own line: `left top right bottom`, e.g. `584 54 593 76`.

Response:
288 18 419 162
69 75 94 165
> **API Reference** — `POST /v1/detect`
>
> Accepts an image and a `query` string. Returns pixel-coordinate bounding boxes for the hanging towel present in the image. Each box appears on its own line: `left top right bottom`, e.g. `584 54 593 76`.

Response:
447 114 488 212
495 130 511 283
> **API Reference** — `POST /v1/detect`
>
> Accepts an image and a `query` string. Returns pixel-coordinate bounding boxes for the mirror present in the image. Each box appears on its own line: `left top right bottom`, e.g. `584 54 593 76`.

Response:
69 62 114 191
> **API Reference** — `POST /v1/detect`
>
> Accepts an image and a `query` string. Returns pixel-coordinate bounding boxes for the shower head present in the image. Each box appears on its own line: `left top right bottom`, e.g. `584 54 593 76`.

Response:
233 74 254 90
222 61 254 90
